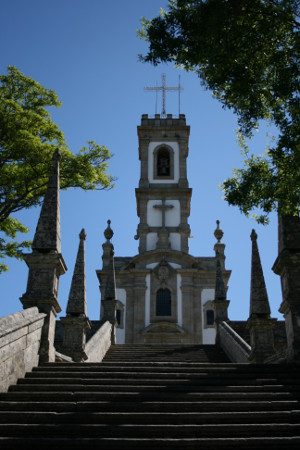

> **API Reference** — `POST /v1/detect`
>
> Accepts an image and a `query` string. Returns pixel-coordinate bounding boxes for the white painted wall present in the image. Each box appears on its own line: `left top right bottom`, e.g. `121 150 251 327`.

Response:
116 288 126 344
146 233 158 251
169 233 181 251
146 199 181 251
147 200 162 226
148 142 179 183
147 200 180 227
201 289 216 345
165 200 180 226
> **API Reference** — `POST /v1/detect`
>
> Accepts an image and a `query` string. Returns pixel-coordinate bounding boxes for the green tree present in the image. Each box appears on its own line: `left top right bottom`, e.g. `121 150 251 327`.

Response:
139 0 299 223
0 66 114 273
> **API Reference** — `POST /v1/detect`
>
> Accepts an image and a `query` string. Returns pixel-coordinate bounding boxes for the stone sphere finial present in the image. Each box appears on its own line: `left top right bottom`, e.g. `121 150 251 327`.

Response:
104 220 114 242
79 228 86 240
251 229 257 241
214 220 224 243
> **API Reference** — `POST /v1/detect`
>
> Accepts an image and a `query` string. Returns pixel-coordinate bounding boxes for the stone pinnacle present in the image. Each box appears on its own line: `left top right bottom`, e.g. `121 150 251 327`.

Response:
249 229 271 317
32 149 62 253
66 228 87 316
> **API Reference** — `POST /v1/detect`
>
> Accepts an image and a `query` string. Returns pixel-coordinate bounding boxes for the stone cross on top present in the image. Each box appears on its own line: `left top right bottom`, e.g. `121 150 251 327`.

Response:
144 73 183 117
154 199 174 229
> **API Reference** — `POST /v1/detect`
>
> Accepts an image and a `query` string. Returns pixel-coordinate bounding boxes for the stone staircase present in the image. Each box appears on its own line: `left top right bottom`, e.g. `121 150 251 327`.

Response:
0 344 300 449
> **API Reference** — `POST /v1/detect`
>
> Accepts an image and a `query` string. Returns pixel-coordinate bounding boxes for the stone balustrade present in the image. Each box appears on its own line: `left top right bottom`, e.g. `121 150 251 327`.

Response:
0 307 46 392
85 321 112 362
219 321 251 363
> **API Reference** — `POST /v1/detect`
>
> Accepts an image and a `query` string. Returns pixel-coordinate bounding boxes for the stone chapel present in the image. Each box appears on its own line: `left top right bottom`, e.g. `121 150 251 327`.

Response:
97 113 231 345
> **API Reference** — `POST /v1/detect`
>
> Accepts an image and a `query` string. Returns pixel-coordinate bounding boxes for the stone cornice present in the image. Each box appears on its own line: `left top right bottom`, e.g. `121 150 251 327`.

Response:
23 252 68 276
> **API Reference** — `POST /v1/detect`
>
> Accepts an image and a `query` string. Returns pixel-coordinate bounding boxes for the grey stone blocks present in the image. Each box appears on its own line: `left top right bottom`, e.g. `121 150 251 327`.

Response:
0 307 46 392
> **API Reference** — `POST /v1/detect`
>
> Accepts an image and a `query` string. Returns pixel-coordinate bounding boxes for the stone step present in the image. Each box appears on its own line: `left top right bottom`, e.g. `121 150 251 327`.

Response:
1 423 300 439
8 384 298 397
0 400 298 413
2 388 297 402
35 363 300 374
1 343 299 449
1 410 300 425
18 377 299 388
40 362 300 373
14 381 296 393
23 371 300 385
0 436 300 450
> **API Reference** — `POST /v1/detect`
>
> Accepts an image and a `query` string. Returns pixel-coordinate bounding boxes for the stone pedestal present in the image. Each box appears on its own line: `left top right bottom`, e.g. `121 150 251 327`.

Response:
246 317 277 363
20 252 66 363
61 315 91 362
214 299 230 325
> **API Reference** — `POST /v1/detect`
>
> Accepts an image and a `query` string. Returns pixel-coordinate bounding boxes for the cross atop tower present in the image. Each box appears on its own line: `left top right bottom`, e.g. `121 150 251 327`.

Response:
144 74 183 117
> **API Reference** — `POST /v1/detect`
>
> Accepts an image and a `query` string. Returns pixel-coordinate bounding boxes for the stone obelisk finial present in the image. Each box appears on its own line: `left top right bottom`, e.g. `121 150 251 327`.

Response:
61 229 91 362
20 148 67 363
32 149 61 253
249 229 271 316
66 229 87 316
247 229 276 363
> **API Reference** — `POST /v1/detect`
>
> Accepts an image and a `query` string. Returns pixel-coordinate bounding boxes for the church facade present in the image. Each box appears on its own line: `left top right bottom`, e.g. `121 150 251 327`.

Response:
97 114 231 345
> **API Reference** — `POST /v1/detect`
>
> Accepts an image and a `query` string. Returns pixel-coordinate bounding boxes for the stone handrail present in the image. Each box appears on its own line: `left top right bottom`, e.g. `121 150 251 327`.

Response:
219 321 251 363
0 307 46 392
85 320 112 362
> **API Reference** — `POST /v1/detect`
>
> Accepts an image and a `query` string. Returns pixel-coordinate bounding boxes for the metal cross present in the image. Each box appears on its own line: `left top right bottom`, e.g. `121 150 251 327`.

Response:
144 74 183 117
153 199 174 228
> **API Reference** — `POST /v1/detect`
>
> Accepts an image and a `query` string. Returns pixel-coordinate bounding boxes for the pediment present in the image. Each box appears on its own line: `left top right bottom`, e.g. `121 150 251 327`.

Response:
141 321 186 336
117 249 207 271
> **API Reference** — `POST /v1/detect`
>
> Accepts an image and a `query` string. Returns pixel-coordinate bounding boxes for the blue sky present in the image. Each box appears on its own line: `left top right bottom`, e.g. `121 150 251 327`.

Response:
0 0 282 322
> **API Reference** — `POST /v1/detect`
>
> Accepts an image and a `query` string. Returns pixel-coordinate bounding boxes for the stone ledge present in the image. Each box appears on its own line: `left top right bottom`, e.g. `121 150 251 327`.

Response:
0 308 46 337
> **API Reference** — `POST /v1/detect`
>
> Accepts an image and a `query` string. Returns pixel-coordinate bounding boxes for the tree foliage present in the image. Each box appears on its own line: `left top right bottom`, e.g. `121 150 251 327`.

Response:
139 0 300 223
0 66 114 272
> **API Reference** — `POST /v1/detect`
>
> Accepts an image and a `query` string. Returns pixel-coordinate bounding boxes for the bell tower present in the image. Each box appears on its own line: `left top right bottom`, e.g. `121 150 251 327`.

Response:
135 113 192 254
98 110 231 345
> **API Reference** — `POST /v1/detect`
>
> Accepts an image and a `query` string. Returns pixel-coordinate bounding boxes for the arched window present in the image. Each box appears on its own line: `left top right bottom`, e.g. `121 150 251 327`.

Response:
206 309 214 326
156 288 171 316
157 148 170 176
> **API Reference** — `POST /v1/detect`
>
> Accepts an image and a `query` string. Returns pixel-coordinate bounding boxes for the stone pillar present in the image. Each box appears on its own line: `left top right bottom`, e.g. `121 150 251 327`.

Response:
61 229 91 362
212 221 230 330
247 230 276 363
20 149 67 363
101 221 118 344
273 215 300 363
213 255 230 325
